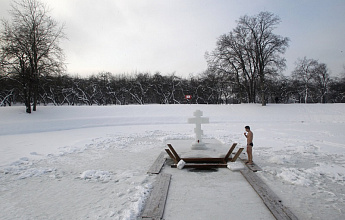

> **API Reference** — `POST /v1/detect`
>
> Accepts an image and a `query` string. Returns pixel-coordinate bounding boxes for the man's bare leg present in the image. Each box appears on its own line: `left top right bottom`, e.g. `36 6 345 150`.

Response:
246 146 250 163
247 146 253 164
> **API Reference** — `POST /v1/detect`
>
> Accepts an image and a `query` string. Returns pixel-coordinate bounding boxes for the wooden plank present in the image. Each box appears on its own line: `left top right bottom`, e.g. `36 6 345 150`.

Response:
224 143 237 161
181 158 226 163
141 217 160 220
239 154 262 172
230 148 244 162
171 164 228 169
240 169 298 220
167 144 181 162
141 173 172 219
245 161 262 172
147 152 166 174
165 149 177 164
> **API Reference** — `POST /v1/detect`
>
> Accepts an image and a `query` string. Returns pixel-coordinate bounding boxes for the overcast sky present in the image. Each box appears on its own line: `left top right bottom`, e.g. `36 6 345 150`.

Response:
1 0 344 77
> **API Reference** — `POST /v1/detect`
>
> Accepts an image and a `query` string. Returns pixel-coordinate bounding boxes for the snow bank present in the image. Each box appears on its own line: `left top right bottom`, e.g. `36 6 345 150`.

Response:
119 184 152 220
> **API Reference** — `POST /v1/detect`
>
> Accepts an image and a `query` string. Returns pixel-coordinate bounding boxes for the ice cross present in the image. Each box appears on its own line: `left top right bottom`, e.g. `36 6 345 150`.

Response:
188 110 209 150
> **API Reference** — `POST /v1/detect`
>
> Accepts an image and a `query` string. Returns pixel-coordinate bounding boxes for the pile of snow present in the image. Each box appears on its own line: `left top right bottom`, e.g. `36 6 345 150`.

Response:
1 157 55 180
80 170 112 182
227 161 245 171
177 159 186 169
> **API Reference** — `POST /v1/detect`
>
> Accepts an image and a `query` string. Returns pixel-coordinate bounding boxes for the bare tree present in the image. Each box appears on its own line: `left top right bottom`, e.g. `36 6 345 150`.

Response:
237 12 289 106
206 11 289 105
0 0 65 113
312 63 330 103
206 31 257 103
292 57 319 103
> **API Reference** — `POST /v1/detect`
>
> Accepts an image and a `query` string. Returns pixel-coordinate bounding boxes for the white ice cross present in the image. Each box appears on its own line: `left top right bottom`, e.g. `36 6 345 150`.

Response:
188 110 209 144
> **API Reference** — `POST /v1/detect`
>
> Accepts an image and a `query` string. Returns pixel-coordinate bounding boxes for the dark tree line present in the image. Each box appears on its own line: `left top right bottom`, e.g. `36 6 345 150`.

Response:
0 71 235 106
1 69 345 107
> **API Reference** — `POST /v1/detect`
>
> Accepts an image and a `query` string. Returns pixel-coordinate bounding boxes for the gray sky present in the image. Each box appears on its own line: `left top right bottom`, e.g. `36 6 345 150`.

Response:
1 0 344 77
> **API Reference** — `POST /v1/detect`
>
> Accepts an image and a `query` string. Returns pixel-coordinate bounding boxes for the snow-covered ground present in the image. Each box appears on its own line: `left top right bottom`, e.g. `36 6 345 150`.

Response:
0 104 344 219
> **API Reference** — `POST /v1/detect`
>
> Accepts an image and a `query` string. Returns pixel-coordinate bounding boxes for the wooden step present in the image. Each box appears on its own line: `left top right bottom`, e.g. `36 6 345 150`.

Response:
171 163 228 169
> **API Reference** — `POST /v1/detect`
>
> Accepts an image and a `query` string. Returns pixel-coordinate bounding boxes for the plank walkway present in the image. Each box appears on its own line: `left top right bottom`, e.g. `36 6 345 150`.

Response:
147 152 166 174
143 144 298 220
141 173 172 220
240 169 298 220
239 152 296 219
239 153 262 172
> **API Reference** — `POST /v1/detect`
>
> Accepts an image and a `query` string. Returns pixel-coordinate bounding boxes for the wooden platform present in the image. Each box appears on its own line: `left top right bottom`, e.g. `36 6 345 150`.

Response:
240 169 298 220
141 173 172 219
165 143 243 169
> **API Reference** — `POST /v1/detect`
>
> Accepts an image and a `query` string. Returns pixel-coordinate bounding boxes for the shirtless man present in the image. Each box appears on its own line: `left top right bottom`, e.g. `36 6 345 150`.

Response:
244 126 254 164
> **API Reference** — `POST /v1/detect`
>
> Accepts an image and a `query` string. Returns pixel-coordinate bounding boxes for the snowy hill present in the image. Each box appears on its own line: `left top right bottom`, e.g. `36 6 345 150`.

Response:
0 104 344 219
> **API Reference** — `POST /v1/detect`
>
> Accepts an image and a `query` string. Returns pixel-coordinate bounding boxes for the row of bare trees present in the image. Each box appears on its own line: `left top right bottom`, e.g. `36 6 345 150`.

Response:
292 57 332 103
0 72 236 106
1 68 344 107
204 11 345 104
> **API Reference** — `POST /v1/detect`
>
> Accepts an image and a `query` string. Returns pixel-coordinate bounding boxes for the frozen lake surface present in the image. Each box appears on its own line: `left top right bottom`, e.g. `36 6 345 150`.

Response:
0 104 344 219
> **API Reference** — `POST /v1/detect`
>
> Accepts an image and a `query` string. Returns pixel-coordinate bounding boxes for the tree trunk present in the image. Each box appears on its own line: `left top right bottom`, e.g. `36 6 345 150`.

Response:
260 74 266 106
33 76 38 111
261 92 266 106
24 85 31 113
